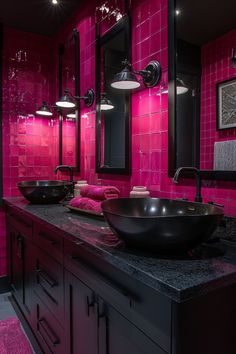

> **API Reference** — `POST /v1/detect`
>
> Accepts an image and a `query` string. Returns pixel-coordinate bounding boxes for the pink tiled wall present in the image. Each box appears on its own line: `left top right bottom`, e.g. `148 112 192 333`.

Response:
200 29 236 169
2 28 59 197
0 28 59 275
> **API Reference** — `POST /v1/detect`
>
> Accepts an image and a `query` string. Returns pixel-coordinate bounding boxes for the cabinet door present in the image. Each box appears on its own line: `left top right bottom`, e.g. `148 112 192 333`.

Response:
8 224 24 304
65 271 98 354
8 223 34 323
97 298 167 354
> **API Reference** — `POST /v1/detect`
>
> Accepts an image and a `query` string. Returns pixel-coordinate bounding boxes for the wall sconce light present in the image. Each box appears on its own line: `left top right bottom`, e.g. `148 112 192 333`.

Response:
231 48 236 68
176 78 188 95
36 101 53 116
100 93 114 111
56 88 95 108
66 111 76 119
111 59 162 90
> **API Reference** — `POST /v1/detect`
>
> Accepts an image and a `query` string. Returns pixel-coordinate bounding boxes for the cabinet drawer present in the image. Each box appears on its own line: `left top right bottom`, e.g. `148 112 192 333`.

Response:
6 207 32 239
64 239 171 353
34 248 64 324
34 221 63 262
34 297 65 354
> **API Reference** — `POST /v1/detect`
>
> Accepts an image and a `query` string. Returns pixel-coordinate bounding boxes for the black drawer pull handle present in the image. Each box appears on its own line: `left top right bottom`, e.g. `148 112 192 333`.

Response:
38 318 60 347
95 302 107 328
36 268 58 288
71 256 135 307
16 234 23 260
86 295 96 317
38 232 58 245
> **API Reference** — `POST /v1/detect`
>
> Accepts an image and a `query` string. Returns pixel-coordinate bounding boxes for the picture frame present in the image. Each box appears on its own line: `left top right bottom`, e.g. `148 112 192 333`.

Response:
217 77 236 130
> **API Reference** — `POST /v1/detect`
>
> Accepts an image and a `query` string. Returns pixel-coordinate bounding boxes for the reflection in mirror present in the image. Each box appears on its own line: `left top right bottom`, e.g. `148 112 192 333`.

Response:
169 0 236 179
59 29 80 171
96 15 131 175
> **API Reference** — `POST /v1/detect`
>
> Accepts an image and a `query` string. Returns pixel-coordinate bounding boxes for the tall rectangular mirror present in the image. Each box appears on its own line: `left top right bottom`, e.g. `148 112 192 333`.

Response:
168 0 236 180
96 15 131 175
58 29 80 171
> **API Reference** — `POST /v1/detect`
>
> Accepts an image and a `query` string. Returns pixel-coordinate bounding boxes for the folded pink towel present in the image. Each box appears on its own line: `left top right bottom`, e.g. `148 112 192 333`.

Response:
80 185 120 201
69 196 102 214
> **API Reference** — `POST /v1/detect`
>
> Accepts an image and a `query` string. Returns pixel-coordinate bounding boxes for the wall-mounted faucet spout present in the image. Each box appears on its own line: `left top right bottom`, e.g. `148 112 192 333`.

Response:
173 167 202 203
54 165 74 183
54 165 74 198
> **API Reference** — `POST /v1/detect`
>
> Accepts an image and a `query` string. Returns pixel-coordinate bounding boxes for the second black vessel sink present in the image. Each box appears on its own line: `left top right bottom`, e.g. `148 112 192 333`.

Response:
18 180 73 204
101 198 224 253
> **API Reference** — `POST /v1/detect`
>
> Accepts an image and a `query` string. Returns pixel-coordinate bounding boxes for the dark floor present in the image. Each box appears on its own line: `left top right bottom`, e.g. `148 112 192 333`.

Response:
0 293 35 353
0 292 16 319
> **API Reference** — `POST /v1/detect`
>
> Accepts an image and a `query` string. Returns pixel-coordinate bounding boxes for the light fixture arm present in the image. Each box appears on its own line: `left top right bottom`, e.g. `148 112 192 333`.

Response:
74 89 95 107
137 69 152 77
121 59 132 69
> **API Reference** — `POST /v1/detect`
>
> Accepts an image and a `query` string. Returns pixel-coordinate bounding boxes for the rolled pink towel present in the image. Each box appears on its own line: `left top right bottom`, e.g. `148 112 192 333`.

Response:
69 196 102 214
80 185 120 201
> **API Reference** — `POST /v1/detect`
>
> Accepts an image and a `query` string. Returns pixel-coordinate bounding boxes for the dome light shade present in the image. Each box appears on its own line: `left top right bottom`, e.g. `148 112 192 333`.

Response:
56 89 76 108
176 78 188 95
36 101 53 116
100 93 114 110
66 112 76 119
111 66 140 90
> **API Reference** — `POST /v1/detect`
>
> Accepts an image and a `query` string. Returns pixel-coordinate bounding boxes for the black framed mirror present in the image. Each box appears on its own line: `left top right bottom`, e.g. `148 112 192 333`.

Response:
95 15 131 175
168 0 236 180
58 28 80 171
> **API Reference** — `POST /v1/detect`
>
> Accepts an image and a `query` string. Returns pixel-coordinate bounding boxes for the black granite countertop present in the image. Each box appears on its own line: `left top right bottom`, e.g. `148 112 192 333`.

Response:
4 197 236 303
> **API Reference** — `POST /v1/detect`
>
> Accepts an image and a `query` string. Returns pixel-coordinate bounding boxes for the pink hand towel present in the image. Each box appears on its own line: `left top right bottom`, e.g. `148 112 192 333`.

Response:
69 196 102 214
80 185 120 201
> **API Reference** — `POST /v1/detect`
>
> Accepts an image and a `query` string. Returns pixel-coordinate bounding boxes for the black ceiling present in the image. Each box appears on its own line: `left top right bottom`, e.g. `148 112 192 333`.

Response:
0 0 83 37
176 0 236 46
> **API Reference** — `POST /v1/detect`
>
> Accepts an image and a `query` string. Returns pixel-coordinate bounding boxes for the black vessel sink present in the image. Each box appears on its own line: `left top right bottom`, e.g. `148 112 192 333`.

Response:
18 180 73 204
101 198 224 253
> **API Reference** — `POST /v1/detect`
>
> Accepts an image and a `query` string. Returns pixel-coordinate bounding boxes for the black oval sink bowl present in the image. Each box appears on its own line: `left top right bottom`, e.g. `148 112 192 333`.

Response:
18 180 73 204
101 198 224 253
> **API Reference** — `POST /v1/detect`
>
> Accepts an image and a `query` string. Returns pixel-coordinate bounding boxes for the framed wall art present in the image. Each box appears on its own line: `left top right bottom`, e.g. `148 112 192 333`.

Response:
217 77 236 130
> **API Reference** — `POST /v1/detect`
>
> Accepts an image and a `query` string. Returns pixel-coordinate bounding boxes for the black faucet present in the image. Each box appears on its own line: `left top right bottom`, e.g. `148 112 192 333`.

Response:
173 167 202 203
54 165 74 197
54 165 74 182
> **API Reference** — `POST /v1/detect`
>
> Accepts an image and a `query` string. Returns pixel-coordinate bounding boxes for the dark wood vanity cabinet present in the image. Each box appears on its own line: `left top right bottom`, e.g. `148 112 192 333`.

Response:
8 203 235 354
6 208 66 354
6 204 170 354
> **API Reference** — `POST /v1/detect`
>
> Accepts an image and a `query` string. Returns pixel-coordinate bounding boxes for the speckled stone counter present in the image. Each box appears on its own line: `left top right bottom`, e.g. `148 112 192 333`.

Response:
4 197 236 303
